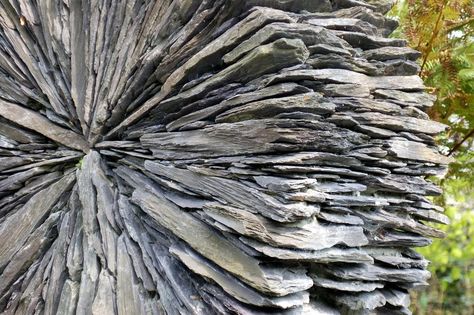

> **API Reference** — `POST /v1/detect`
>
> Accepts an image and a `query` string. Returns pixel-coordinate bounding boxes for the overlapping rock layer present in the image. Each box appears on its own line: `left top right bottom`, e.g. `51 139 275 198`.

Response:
0 0 451 314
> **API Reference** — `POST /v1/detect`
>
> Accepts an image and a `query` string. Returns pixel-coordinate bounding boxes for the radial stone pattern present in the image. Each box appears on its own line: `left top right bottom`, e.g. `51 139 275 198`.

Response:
0 0 452 314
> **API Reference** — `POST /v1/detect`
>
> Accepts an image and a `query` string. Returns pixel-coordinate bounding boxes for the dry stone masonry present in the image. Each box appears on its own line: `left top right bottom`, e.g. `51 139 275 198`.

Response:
0 0 452 314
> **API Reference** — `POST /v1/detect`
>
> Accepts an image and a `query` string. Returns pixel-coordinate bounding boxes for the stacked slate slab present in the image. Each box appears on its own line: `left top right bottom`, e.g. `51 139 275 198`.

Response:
0 0 452 314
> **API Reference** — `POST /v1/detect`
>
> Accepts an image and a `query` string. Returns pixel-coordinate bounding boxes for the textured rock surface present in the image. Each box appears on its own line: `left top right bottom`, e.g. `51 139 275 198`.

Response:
0 0 451 314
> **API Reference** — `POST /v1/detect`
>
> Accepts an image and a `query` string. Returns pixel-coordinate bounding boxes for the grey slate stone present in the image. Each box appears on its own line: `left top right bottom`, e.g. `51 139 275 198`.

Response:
0 0 451 314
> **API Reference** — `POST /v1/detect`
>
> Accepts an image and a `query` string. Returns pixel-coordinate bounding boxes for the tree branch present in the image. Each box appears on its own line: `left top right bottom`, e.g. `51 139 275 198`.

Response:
419 1 447 75
448 128 474 156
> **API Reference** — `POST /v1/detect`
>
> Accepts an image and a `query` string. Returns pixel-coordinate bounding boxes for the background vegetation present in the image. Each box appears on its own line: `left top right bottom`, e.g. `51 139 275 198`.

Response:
389 0 474 313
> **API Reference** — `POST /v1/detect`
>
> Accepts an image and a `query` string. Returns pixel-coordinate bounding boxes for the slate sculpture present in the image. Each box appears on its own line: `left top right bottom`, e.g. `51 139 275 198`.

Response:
0 0 451 314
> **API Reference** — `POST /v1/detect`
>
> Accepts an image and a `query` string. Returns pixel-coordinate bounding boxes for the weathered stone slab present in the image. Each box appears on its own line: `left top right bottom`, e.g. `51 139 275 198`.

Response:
311 274 384 292
144 161 319 222
264 68 425 91
215 93 335 123
334 30 406 50
244 0 333 12
318 83 371 97
203 203 368 250
170 244 310 308
142 119 367 160
323 263 430 285
306 17 378 35
242 237 373 263
386 139 453 164
223 22 350 64
0 173 74 269
362 46 421 61
131 186 313 296
348 111 448 135
373 89 436 108
0 100 89 152
166 83 310 131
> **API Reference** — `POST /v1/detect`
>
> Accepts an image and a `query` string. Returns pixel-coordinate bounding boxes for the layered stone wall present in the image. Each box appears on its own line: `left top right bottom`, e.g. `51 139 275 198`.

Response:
0 1 450 314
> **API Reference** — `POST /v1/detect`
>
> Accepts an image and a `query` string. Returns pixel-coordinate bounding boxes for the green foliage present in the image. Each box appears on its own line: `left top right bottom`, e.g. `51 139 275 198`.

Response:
413 180 474 314
76 158 84 169
389 0 474 314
